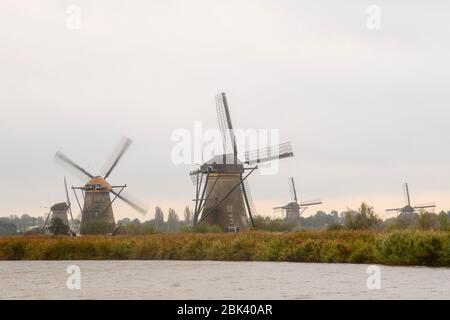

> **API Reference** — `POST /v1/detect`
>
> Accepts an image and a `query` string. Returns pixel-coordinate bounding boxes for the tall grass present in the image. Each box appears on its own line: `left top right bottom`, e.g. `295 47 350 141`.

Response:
0 230 448 266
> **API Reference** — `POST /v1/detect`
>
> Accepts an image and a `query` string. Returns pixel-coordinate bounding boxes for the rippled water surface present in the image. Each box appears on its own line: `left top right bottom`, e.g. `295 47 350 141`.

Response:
0 261 449 299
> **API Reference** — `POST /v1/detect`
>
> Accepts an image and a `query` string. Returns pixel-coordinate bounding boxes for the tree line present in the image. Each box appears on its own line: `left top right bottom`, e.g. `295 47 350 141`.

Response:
255 203 450 232
1 203 450 236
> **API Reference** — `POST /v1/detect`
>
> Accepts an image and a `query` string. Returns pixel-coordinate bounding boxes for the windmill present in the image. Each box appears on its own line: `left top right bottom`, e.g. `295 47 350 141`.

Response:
41 177 75 235
274 177 322 222
54 137 147 235
385 183 436 214
190 92 294 233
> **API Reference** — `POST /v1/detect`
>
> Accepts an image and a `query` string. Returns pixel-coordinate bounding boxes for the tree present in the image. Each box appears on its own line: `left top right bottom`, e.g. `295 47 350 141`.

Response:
253 216 295 232
344 203 382 230
438 211 450 231
396 212 419 229
130 218 141 225
154 207 165 231
416 211 439 230
0 218 17 236
184 206 193 227
117 218 131 226
48 218 69 235
167 209 180 232
9 214 43 233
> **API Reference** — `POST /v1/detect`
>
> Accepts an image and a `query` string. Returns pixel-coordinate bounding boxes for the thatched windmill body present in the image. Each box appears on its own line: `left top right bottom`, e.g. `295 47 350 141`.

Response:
55 138 147 235
190 93 294 232
274 177 322 222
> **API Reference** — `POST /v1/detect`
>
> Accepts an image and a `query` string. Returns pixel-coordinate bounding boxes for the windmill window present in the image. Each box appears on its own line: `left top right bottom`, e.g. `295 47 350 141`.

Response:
227 227 238 233
226 204 233 213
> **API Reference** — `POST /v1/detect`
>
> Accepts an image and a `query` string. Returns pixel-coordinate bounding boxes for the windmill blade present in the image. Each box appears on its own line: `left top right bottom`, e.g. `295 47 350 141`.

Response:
413 204 437 210
64 177 75 228
385 208 402 212
103 137 132 179
64 177 71 206
216 92 236 155
110 189 148 215
403 183 411 207
300 199 323 207
41 209 52 234
243 179 258 221
273 205 288 210
244 142 294 164
289 177 298 202
54 151 94 179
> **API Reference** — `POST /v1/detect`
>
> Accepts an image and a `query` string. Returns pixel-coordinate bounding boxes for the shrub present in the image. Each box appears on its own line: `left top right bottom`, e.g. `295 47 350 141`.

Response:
0 230 448 267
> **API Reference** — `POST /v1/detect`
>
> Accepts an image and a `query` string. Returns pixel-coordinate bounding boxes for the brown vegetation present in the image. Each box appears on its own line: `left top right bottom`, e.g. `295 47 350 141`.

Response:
0 230 448 267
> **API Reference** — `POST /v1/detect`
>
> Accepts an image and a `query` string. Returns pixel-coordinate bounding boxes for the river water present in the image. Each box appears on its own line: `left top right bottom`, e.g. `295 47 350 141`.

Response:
0 261 448 299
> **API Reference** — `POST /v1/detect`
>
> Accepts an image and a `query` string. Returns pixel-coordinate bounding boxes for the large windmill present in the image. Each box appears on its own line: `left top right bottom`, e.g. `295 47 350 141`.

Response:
41 177 75 235
55 138 147 235
190 92 294 233
385 183 436 214
274 177 322 222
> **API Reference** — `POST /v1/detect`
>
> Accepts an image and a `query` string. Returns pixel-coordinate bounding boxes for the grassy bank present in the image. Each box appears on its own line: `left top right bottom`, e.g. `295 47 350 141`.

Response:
0 230 449 267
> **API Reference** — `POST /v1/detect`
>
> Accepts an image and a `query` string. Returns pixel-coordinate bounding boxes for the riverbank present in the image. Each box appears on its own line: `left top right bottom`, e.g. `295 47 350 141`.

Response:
0 230 448 267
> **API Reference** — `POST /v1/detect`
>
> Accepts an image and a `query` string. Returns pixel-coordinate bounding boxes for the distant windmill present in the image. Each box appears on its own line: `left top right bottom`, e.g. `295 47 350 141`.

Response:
274 177 322 222
190 92 294 233
55 137 147 235
385 183 436 214
41 177 74 235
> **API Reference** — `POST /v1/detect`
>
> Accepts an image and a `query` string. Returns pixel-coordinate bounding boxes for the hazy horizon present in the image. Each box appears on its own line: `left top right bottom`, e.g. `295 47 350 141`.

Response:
1 1 449 220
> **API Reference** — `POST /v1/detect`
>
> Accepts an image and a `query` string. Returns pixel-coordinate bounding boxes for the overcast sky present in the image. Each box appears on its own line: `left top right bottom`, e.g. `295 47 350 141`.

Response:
1 0 449 220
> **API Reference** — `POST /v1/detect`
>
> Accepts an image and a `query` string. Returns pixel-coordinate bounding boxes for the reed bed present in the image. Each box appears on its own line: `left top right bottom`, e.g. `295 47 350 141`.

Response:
0 230 448 267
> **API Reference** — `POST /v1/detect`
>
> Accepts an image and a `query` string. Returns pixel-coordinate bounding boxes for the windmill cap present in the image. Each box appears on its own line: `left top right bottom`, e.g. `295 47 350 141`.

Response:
401 205 415 213
51 202 69 212
85 176 112 191
201 154 244 173
204 154 243 165
286 202 300 209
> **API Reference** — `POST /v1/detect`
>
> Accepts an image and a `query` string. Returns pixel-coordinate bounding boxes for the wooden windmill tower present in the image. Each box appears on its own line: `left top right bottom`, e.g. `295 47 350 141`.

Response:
41 177 75 235
385 183 436 215
55 138 147 235
190 92 294 232
273 177 322 223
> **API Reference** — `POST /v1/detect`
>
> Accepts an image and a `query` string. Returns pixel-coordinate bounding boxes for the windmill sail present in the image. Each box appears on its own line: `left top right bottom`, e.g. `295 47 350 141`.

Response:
242 179 257 224
55 151 94 179
110 189 147 215
64 176 74 227
413 203 437 210
103 137 132 179
245 142 294 164
300 199 323 207
289 177 298 202
216 92 237 156
403 183 411 206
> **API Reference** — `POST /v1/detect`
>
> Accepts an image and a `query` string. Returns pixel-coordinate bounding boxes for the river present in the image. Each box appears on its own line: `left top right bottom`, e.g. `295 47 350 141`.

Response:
0 261 448 299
